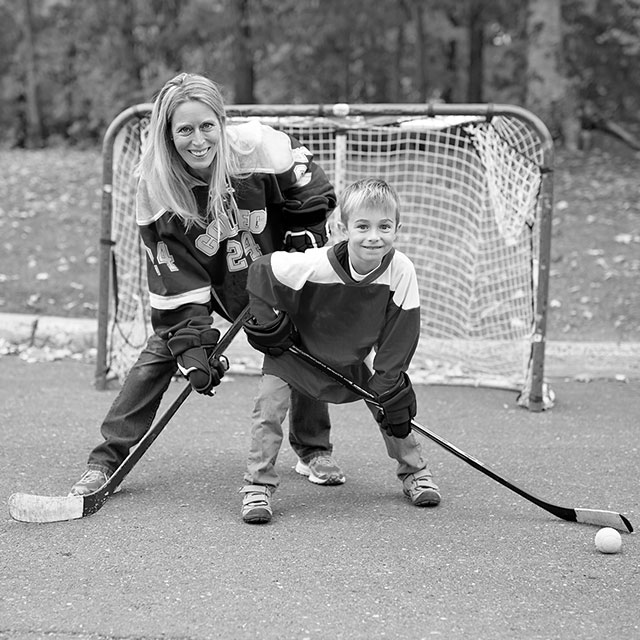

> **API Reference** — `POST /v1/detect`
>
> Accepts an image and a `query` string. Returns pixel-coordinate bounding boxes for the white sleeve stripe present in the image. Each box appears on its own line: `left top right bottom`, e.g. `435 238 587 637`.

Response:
149 287 211 310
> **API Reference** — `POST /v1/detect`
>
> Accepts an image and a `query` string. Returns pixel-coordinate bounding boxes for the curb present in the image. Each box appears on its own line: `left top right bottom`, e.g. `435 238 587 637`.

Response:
1 312 639 381
0 312 98 351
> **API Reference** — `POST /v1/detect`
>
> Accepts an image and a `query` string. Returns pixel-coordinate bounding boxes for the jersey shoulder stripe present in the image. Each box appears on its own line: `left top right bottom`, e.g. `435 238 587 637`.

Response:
388 250 420 311
136 178 167 226
269 247 339 290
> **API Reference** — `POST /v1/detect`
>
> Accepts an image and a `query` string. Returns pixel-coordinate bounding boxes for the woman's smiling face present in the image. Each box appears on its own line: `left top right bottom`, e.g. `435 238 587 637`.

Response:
170 100 221 180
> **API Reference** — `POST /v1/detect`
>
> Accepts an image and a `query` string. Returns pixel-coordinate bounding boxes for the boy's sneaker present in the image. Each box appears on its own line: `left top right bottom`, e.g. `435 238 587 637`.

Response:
240 485 272 524
69 468 120 497
402 469 441 507
295 454 346 485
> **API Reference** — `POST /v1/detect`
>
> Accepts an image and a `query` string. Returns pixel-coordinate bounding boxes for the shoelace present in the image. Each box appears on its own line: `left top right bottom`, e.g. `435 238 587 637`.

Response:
310 455 335 468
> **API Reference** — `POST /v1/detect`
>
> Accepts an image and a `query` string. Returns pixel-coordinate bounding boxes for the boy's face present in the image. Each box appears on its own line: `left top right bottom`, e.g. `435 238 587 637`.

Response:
341 206 399 274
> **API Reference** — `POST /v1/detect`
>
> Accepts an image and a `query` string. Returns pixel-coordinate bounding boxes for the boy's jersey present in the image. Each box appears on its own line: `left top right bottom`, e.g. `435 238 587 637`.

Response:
136 121 335 338
246 240 421 402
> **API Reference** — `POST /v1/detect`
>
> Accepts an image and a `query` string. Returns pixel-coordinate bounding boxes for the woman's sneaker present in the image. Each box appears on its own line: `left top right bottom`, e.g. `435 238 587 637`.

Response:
295 454 346 485
69 468 120 496
402 469 441 507
240 485 273 524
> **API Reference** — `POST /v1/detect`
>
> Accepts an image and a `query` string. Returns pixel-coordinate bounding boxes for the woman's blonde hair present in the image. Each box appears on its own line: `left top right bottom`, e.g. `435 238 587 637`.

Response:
138 73 240 229
338 178 401 227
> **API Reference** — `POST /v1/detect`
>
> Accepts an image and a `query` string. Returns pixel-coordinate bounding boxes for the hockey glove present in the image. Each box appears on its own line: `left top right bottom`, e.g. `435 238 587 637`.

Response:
167 327 226 396
243 313 298 357
370 373 417 439
283 196 331 251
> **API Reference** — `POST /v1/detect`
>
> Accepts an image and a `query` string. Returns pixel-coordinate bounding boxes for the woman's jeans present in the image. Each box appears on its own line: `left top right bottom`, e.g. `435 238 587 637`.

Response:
87 334 333 472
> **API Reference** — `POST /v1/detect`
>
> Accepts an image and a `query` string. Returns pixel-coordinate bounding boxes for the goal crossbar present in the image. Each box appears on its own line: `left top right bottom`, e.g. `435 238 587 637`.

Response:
96 102 554 411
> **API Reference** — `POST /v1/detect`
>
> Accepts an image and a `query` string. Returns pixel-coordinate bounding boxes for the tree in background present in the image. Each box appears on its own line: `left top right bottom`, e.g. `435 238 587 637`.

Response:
230 0 255 103
525 0 581 148
564 0 640 146
21 0 44 148
0 0 25 147
1 0 639 147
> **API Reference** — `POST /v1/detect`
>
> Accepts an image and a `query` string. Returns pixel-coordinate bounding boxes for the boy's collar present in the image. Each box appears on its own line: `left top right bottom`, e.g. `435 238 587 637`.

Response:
348 254 380 280
330 241 395 284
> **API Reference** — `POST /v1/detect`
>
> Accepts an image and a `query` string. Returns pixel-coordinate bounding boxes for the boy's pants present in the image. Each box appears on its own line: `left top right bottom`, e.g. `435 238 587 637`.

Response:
244 374 428 488
87 334 333 473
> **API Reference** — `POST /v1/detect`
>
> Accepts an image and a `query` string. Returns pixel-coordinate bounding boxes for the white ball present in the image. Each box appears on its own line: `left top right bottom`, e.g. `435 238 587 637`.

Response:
332 103 350 118
594 527 622 554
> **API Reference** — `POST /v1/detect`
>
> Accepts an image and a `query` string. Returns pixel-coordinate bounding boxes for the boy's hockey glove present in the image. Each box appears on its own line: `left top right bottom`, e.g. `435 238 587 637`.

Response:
283 195 332 251
369 373 417 439
167 327 226 396
243 313 298 357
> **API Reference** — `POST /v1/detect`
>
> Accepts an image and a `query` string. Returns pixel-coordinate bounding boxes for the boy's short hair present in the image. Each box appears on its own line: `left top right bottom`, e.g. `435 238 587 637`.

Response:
338 178 401 227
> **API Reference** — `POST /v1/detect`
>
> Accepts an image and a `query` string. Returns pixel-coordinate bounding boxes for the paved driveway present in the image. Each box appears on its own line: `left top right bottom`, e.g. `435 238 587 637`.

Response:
1 358 637 639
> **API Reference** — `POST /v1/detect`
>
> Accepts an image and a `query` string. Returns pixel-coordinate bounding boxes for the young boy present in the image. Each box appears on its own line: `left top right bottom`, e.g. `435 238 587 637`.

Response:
240 178 441 524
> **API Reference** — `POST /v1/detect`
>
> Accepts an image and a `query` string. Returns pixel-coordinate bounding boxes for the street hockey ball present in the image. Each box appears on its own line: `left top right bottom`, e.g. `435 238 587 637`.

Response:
594 527 622 554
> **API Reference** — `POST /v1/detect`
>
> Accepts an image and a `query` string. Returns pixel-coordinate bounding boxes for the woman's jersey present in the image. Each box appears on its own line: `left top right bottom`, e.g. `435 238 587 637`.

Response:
246 240 421 402
136 121 335 338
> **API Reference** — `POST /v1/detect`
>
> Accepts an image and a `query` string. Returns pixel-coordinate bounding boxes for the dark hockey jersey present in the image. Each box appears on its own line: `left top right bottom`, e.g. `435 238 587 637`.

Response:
136 121 336 338
246 240 421 402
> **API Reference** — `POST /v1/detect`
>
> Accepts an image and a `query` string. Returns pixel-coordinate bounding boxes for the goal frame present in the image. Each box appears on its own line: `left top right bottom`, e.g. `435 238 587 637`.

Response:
96 102 554 410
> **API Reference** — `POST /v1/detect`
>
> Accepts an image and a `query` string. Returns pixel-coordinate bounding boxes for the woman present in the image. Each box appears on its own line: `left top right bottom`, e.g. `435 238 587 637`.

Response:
70 73 345 503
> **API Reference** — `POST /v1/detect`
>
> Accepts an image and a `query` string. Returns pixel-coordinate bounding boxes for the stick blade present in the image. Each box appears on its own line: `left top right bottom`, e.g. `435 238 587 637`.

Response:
574 508 634 533
8 492 84 523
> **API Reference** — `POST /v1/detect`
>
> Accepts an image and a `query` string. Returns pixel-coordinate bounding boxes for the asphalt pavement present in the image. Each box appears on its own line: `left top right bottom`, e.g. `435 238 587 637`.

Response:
0 357 638 640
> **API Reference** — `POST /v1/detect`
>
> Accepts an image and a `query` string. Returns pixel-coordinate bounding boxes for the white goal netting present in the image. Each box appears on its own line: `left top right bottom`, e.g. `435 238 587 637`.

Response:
97 105 553 409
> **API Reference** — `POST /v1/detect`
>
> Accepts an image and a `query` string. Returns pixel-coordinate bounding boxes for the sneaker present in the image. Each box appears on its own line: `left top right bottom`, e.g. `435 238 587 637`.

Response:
402 469 441 507
240 485 272 524
69 468 120 497
295 454 346 485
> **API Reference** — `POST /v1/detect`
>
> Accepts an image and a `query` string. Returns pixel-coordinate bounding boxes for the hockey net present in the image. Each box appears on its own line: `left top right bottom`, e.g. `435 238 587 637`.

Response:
97 104 554 410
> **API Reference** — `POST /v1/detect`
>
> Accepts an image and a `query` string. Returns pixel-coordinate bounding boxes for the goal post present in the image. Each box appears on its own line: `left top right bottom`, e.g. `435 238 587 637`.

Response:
95 102 554 411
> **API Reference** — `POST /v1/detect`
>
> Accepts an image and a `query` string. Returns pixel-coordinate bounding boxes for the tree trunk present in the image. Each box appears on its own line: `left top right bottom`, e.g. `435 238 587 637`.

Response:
525 0 580 149
466 1 485 102
412 0 428 101
119 0 143 91
390 21 406 102
231 0 255 103
22 0 44 148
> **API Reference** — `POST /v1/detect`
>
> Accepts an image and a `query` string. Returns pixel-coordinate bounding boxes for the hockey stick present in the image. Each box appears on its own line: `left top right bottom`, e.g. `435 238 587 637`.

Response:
8 307 251 523
288 345 634 533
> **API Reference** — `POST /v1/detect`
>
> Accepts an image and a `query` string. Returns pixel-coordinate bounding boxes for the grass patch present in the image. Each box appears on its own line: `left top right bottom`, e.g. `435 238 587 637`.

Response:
0 148 102 318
